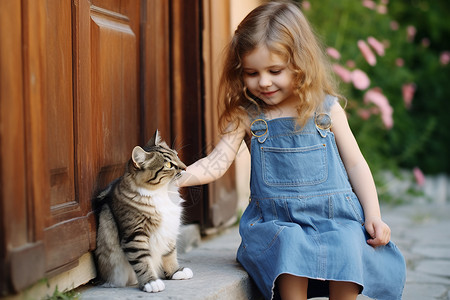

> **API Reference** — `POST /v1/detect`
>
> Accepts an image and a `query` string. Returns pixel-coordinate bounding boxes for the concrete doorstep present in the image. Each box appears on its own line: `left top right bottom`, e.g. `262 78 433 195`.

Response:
78 225 262 300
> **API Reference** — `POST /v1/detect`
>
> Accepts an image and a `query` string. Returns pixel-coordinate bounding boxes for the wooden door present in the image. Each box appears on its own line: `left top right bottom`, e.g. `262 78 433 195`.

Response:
40 0 143 278
1 0 218 295
0 0 176 295
170 0 206 227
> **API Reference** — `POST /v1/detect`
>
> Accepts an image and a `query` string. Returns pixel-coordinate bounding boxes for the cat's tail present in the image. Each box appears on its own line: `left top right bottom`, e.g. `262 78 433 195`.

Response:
92 177 121 213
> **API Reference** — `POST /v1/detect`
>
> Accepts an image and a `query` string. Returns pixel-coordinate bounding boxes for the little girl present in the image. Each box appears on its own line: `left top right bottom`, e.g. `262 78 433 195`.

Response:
177 1 406 299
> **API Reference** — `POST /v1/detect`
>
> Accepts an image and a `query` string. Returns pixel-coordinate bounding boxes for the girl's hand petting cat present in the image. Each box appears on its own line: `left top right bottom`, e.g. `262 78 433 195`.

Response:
365 217 391 247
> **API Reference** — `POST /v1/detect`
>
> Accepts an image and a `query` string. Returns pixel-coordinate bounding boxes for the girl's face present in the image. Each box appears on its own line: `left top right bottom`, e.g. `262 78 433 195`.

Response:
242 45 296 110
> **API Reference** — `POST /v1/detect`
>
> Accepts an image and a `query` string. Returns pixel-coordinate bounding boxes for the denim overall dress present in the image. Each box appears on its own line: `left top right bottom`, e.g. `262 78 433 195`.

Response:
236 96 406 300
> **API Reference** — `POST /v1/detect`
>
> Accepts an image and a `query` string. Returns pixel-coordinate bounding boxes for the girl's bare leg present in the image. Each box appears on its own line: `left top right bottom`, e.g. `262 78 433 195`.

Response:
277 274 308 300
329 280 360 300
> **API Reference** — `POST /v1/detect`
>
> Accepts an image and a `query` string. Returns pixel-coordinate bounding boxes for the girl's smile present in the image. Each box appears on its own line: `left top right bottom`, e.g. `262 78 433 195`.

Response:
260 90 279 97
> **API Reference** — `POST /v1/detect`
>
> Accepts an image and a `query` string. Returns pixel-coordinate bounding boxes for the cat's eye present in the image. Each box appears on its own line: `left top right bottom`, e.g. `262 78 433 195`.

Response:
164 161 174 168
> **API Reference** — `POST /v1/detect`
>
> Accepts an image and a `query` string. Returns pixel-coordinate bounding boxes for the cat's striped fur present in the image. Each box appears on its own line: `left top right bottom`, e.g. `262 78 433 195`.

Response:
94 130 193 293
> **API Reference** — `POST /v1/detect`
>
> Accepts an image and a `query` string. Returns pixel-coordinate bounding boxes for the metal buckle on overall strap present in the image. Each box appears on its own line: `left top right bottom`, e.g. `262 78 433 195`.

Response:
250 118 269 143
315 113 332 138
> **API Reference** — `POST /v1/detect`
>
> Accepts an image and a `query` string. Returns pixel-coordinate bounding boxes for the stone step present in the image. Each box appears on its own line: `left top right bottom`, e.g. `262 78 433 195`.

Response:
78 226 262 300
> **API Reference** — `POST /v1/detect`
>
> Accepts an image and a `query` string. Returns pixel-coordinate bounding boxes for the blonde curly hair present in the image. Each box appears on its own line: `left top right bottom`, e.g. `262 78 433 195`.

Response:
218 1 341 134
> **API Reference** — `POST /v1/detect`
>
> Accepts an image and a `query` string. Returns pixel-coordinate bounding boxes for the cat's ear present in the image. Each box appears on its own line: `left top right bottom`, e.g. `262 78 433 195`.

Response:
145 130 162 148
131 146 148 169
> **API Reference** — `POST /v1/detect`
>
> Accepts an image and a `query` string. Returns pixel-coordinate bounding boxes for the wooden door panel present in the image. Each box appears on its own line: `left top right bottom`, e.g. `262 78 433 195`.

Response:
1 0 206 294
90 4 140 189
0 0 32 293
37 0 89 276
202 0 238 229
45 0 76 210
170 0 205 225
40 0 142 276
140 0 171 141
44 217 90 275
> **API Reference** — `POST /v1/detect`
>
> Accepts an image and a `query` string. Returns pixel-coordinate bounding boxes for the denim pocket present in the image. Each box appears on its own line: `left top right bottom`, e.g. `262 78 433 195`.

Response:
261 144 327 186
345 194 365 226
239 201 285 256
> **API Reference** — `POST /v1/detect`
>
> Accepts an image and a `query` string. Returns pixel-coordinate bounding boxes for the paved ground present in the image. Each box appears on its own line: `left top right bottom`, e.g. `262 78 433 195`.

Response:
380 203 450 300
79 202 450 299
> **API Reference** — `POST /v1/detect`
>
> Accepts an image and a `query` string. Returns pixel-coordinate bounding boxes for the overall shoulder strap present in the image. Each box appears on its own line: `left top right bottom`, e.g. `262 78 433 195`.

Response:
314 94 337 137
323 94 338 113
247 105 269 143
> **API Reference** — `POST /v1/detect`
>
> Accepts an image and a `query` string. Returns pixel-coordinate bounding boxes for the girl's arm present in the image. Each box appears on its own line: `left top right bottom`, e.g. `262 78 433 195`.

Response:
331 102 391 247
175 120 247 187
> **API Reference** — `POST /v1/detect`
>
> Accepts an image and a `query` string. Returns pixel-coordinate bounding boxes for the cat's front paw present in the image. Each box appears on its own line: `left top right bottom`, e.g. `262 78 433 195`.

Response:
172 267 193 280
142 279 165 293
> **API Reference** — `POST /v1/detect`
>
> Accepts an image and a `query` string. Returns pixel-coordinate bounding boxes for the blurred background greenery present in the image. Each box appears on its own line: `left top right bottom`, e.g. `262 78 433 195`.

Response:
294 0 450 198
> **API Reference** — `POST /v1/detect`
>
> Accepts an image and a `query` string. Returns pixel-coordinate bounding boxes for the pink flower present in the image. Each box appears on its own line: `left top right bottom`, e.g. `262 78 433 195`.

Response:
396 58 404 67
390 21 399 31
421 38 430 48
346 60 356 68
358 40 376 66
413 167 425 187
377 5 387 14
358 109 371 120
402 83 416 109
362 0 376 9
367 37 385 56
351 69 371 90
332 64 352 83
370 107 380 114
326 47 341 60
364 88 394 129
440 51 450 65
407 25 416 42
302 1 311 10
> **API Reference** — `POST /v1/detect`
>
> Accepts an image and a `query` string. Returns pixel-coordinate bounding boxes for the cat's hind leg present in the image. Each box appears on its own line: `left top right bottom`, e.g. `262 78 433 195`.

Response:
95 205 137 287
171 267 194 280
162 245 193 280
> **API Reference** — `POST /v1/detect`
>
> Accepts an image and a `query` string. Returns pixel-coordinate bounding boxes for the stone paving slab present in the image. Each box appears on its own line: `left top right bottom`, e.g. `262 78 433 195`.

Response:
382 203 450 300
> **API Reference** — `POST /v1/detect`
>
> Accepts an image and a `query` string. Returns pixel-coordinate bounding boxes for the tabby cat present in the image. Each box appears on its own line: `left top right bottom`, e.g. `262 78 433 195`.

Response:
94 130 193 293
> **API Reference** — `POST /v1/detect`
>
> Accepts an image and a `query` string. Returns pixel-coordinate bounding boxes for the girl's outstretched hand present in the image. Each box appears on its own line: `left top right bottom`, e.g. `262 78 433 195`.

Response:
365 217 391 247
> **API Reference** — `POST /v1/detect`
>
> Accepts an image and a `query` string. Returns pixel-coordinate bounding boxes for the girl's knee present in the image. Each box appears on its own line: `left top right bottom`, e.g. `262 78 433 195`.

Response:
277 274 308 300
329 280 361 300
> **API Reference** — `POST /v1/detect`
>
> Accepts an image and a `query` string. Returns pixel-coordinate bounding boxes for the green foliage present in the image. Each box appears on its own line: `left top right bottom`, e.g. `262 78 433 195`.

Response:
296 0 450 176
43 286 79 300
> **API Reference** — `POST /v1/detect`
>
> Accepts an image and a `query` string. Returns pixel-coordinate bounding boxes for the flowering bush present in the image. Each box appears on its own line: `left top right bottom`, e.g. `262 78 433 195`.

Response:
297 0 450 180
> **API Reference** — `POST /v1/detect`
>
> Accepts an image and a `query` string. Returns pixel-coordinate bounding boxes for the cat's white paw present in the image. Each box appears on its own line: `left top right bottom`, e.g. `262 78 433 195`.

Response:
172 267 193 280
142 279 165 293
